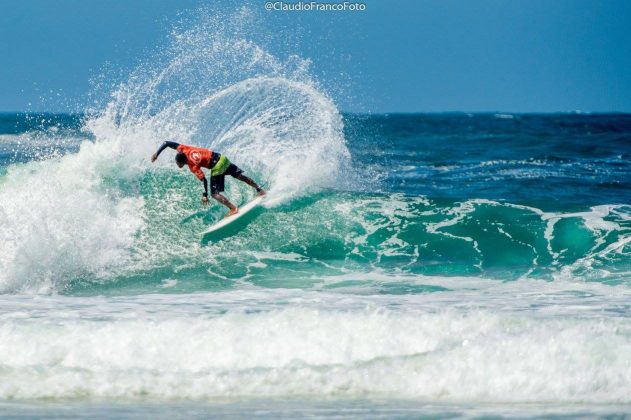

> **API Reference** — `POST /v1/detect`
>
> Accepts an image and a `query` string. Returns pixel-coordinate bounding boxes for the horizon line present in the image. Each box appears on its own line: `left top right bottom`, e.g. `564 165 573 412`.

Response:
1 110 631 116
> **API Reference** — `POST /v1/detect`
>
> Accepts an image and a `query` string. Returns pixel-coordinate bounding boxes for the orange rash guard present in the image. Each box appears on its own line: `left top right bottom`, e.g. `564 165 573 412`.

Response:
176 144 214 180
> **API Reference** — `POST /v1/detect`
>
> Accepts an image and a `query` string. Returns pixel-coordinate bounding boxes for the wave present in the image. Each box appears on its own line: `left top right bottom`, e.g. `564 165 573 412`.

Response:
0 8 629 295
0 9 349 293
2 284 631 401
52 192 631 295
2 169 631 294
129 190 631 278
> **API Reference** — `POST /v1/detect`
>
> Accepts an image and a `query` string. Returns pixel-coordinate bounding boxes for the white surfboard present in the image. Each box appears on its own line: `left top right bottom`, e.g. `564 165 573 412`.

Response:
201 195 264 236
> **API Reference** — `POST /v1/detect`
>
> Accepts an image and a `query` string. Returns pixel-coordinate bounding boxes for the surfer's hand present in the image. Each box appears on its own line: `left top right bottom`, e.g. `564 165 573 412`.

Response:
201 196 210 206
151 153 158 162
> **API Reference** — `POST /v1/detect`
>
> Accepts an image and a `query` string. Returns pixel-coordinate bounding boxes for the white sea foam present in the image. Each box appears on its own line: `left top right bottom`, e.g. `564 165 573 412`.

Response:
0 147 146 293
1 285 631 401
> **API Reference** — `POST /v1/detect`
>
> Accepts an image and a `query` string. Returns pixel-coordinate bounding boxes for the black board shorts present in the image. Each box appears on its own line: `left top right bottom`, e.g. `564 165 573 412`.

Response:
211 163 243 194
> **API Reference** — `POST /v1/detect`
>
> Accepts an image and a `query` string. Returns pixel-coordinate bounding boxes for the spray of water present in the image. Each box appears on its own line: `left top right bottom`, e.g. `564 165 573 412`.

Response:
0 7 350 293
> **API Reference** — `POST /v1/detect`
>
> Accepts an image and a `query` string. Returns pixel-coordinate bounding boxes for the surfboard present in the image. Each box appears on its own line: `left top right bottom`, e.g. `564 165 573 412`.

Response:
201 195 264 236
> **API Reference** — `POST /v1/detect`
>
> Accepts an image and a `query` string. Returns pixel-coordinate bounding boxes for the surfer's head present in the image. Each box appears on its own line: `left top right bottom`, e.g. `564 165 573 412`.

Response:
175 152 187 168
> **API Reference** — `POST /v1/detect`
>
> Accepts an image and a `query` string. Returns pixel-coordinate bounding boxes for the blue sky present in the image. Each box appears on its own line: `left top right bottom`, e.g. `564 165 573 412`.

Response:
1 0 630 113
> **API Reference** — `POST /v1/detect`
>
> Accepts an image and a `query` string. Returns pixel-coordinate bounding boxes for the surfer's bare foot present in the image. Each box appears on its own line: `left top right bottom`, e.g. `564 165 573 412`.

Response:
256 189 266 197
226 207 239 218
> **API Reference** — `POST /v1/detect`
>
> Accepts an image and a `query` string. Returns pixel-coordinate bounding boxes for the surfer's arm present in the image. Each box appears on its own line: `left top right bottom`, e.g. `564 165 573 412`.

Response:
188 165 209 202
202 176 208 197
200 176 210 205
151 141 180 162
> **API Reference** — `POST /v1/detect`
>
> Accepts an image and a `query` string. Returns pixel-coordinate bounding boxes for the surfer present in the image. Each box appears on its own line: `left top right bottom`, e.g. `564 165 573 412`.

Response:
151 141 265 217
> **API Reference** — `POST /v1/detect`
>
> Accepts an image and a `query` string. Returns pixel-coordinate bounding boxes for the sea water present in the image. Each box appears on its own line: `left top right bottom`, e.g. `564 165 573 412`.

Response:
1 8 631 419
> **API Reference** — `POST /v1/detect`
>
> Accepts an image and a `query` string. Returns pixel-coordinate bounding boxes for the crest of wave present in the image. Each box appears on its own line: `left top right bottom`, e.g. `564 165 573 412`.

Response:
0 7 348 293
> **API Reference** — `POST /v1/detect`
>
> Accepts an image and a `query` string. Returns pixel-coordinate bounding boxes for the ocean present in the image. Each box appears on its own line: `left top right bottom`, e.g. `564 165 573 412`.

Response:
1 12 631 419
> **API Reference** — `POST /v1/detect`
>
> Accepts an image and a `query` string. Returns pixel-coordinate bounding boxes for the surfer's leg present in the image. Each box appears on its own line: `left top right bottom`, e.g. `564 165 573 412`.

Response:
211 174 238 216
212 193 238 215
225 163 266 196
236 174 265 195
230 167 265 195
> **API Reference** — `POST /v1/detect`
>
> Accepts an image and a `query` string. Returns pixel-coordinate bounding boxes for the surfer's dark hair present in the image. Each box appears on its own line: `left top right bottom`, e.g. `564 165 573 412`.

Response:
175 152 187 165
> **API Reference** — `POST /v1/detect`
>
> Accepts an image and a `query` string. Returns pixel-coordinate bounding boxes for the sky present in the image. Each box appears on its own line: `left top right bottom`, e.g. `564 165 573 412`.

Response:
1 0 630 113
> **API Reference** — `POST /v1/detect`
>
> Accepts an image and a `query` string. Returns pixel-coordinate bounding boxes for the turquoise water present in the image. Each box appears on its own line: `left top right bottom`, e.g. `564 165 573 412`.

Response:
2 113 630 294
1 8 631 419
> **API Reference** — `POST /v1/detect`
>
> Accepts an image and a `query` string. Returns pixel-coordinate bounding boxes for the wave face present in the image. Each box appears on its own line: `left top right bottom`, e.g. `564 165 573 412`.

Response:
1 6 631 411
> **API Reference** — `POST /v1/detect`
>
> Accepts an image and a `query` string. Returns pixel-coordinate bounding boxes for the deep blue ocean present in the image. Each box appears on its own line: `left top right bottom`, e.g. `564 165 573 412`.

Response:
1 10 631 420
